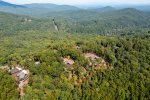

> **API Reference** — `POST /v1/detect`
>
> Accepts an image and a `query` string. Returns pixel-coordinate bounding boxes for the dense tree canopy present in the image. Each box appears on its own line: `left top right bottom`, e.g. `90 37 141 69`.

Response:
0 70 19 99
0 10 150 99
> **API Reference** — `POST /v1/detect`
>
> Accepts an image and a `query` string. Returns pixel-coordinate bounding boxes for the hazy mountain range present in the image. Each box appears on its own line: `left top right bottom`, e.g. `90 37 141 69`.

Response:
0 0 150 18
0 0 150 34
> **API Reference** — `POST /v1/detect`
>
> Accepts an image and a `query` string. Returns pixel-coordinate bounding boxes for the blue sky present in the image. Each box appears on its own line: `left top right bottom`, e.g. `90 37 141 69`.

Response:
2 0 150 5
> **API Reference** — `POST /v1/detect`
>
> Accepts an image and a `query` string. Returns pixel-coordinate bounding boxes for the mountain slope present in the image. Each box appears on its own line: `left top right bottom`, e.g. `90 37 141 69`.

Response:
0 11 57 34
0 0 25 8
0 2 150 35
50 8 150 34
0 1 80 17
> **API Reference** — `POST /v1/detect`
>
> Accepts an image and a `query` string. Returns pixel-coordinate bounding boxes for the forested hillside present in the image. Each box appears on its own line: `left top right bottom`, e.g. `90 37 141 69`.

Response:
1 1 150 34
0 11 57 34
38 8 150 34
0 10 150 99
1 8 150 35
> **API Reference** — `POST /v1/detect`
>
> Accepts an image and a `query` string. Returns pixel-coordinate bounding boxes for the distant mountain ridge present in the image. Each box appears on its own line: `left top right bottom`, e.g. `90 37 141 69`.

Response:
0 6 150 34
0 0 150 18
0 0 25 8
93 6 116 12
24 3 79 10
0 1 81 17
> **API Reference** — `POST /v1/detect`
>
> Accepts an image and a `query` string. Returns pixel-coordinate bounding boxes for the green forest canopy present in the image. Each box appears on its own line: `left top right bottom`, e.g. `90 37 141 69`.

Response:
0 10 150 100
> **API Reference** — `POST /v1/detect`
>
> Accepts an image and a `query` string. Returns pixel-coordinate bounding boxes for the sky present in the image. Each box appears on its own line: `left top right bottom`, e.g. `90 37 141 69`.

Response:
2 0 150 5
